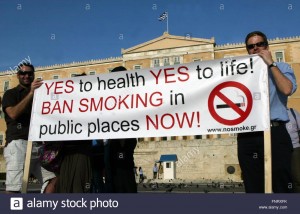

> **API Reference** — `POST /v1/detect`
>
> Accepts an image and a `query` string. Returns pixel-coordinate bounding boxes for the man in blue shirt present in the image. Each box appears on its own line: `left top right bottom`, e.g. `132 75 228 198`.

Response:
237 31 297 193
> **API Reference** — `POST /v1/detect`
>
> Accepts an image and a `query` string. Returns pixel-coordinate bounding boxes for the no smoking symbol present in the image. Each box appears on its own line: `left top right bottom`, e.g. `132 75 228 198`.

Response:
208 81 253 125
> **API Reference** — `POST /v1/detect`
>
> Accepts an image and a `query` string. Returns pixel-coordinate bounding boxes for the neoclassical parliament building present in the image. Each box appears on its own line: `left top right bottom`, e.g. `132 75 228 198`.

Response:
0 32 300 182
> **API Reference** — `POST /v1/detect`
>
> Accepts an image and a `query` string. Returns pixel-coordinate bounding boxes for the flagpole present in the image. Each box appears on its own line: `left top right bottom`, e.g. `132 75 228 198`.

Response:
166 12 169 33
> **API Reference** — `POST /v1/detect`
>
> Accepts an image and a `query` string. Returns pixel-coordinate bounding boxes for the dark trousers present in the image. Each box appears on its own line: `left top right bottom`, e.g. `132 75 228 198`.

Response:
104 143 114 193
56 153 92 193
237 125 293 193
90 153 105 193
112 168 137 193
291 147 300 193
153 172 157 179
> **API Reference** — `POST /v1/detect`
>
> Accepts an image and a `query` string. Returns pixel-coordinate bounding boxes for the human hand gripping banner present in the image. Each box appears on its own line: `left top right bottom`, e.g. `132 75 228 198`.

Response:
29 55 270 141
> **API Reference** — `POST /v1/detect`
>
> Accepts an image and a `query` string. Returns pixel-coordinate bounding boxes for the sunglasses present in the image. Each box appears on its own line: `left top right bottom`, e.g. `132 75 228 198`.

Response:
246 41 268 50
18 71 34 76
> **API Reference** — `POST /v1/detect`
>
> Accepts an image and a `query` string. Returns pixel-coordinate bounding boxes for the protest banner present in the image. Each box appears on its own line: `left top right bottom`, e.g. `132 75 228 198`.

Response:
28 54 270 141
24 54 273 193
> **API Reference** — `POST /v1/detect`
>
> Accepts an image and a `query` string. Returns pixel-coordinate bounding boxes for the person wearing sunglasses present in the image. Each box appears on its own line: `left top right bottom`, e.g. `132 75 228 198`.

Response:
2 62 55 193
237 31 297 193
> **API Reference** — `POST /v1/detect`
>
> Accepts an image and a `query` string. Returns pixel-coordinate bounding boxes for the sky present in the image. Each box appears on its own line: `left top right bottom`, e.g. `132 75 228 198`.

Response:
0 0 300 72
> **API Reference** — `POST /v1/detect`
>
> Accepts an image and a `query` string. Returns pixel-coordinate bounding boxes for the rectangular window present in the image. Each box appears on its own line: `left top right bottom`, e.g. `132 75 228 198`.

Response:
89 71 96 75
4 81 9 92
0 134 3 146
193 58 201 62
161 137 167 141
195 135 202 139
71 73 78 77
0 109 4 118
164 58 170 66
53 75 59 79
153 59 160 67
134 65 141 70
174 56 180 64
0 109 4 119
275 51 285 62
166 162 171 168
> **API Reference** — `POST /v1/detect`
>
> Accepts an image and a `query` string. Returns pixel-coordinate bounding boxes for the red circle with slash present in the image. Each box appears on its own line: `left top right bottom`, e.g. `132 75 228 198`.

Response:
208 81 253 125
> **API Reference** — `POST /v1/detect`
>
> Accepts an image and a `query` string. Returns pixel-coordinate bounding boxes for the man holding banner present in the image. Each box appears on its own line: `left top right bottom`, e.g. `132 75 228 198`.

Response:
2 63 55 193
237 31 297 193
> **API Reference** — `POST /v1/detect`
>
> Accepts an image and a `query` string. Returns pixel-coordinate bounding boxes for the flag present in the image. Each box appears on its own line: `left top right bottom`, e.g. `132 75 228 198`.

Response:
158 12 168 21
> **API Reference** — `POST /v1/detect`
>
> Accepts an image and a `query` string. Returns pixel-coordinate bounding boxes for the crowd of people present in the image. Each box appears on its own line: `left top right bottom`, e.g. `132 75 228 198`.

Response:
1 31 299 193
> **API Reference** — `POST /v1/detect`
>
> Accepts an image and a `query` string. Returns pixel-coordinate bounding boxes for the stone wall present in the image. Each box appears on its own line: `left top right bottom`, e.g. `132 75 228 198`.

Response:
0 147 5 173
134 137 242 182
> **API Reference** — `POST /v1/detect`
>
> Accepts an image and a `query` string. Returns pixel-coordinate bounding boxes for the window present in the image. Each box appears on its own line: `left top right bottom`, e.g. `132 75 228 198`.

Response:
0 109 4 119
153 59 160 67
0 134 3 146
166 162 171 168
89 71 96 75
174 56 180 64
161 137 167 141
4 81 9 92
134 65 141 70
53 75 59 79
164 58 170 66
71 73 80 77
195 135 202 139
193 58 201 62
275 51 285 62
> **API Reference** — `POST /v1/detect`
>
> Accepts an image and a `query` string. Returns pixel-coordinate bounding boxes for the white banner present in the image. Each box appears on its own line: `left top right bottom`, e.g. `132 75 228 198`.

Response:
29 55 270 141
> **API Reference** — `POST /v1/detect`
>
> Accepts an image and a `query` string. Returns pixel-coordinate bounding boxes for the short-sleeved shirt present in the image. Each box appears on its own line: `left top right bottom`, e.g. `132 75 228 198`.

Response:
2 85 32 145
269 62 297 121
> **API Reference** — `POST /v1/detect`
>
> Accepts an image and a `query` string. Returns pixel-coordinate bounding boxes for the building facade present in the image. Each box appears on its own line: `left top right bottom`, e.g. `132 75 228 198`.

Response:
1 32 299 181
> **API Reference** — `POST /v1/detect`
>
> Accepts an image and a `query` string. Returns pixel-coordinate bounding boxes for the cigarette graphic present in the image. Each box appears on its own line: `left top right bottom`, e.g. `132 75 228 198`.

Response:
216 92 246 109
216 103 245 109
